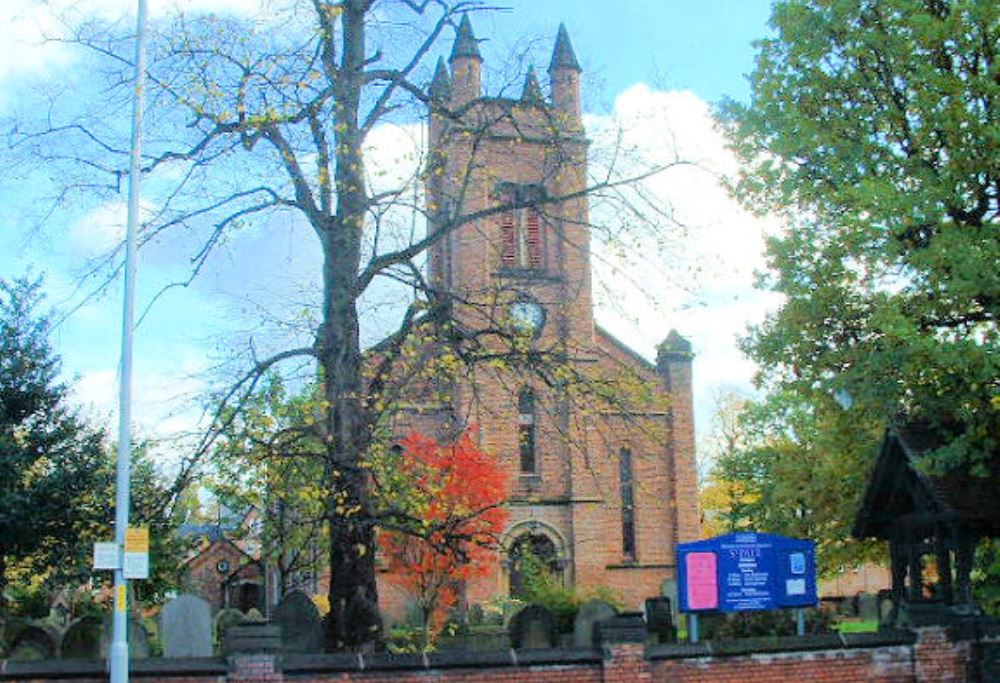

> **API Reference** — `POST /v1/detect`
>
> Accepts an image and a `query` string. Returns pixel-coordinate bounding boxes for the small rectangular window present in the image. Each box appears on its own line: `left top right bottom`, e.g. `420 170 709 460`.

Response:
620 447 636 561
519 387 536 473
519 423 535 473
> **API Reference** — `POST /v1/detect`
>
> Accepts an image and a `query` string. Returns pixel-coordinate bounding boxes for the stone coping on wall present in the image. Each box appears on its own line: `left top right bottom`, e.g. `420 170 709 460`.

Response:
646 629 917 660
0 656 228 680
283 646 602 674
945 616 1000 642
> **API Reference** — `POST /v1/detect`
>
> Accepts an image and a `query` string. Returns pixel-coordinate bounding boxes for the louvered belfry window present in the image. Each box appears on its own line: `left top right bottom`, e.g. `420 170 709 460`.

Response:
498 184 544 271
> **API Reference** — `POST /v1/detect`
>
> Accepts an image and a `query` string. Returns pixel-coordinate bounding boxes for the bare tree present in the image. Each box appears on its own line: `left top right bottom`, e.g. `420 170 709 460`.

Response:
6 1 686 650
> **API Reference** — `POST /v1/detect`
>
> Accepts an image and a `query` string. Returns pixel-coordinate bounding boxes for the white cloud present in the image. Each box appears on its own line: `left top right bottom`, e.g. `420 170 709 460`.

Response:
584 84 784 435
0 0 267 97
72 355 208 441
65 199 160 258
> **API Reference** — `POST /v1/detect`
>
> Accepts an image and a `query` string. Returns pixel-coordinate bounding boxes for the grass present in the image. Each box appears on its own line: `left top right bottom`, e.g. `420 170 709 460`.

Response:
834 619 879 634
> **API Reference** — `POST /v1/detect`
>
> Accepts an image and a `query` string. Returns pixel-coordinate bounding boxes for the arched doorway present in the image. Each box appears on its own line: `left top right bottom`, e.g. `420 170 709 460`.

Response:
508 533 562 598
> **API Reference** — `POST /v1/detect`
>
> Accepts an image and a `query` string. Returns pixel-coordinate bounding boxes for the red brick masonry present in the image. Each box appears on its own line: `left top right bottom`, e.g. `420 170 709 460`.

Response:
3 626 997 683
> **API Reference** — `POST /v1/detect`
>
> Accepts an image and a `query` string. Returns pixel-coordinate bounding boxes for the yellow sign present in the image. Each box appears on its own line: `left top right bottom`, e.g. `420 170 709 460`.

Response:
116 585 126 613
124 527 149 553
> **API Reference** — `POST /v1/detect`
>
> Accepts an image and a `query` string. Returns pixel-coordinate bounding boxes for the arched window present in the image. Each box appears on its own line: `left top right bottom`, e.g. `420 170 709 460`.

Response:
620 447 636 561
518 387 536 473
508 534 561 597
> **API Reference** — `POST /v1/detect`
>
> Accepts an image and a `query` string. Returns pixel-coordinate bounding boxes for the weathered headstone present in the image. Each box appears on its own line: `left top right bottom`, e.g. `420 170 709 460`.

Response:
100 615 150 659
8 624 57 661
573 600 617 648
595 612 647 646
645 596 676 644
61 617 103 659
858 593 879 622
509 604 556 650
214 608 248 647
877 589 894 625
161 594 213 657
272 590 323 654
660 579 679 613
223 623 283 655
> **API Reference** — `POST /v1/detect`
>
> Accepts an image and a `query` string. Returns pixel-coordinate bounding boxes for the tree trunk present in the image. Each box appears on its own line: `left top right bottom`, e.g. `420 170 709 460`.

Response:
320 1 380 650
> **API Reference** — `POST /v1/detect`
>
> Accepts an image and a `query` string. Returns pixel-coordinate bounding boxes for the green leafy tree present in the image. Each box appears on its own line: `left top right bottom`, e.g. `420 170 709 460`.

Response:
703 390 884 571
720 0 998 473
0 277 186 610
211 376 327 598
0 277 108 606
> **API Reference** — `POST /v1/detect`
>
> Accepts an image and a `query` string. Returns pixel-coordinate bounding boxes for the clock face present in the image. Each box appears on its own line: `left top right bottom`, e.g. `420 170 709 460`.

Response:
509 299 545 336
216 559 230 574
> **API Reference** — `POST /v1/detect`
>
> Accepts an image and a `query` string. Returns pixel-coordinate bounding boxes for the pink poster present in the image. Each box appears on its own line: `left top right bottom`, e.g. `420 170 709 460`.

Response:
685 552 718 610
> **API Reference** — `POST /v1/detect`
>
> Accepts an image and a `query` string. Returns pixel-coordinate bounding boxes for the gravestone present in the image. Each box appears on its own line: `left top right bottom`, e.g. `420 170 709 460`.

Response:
272 590 323 654
573 600 617 648
858 593 879 622
8 625 57 661
660 579 679 615
100 616 150 658
214 608 248 647
61 617 103 659
877 589 894 625
645 596 676 644
161 594 213 657
509 604 556 650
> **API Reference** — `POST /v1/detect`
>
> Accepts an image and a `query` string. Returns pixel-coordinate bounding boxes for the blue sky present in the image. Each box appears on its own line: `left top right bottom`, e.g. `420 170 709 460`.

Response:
0 0 779 453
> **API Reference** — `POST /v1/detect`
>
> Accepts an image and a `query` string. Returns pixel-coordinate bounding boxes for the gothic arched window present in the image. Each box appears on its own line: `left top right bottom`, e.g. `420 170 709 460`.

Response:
518 387 536 473
508 533 561 597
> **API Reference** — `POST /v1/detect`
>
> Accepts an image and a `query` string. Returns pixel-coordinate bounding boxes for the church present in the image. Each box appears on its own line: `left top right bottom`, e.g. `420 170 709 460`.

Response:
378 17 700 617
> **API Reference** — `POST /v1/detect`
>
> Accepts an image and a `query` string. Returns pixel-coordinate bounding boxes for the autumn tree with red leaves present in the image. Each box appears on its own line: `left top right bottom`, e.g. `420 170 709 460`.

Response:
378 430 508 643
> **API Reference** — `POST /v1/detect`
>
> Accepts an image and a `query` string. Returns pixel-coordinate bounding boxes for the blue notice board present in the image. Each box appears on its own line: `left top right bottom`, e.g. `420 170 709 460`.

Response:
676 532 817 613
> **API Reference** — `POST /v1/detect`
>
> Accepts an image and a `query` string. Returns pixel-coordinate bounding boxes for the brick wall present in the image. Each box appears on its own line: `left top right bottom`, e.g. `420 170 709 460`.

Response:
5 626 991 683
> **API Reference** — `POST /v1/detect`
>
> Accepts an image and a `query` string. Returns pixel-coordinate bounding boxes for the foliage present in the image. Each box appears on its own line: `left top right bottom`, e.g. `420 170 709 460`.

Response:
211 376 327 597
377 431 508 647
720 0 999 476
699 607 833 640
0 276 186 610
513 547 623 633
972 539 1000 616
0 277 107 604
700 390 884 572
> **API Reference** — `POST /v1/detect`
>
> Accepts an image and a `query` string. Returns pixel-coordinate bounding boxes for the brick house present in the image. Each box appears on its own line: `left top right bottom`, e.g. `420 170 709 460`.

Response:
376 18 700 620
182 535 265 613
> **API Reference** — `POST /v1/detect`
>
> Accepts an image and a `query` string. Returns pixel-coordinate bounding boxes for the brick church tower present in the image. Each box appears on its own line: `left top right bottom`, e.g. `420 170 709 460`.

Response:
380 17 700 616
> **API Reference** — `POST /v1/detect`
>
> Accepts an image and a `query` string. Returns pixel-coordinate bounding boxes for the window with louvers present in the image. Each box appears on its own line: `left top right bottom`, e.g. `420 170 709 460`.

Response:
498 186 543 271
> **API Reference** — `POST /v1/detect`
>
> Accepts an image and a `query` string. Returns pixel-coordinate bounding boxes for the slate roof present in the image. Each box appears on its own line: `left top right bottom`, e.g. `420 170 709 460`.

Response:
548 23 581 72
853 420 1000 539
450 14 481 62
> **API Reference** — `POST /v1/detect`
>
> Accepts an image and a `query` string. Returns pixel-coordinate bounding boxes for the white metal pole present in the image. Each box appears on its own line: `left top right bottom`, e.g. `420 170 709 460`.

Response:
110 0 148 680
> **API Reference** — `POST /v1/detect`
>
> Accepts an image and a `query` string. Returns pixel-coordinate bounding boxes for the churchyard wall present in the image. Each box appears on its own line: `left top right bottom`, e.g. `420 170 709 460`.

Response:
4 625 995 683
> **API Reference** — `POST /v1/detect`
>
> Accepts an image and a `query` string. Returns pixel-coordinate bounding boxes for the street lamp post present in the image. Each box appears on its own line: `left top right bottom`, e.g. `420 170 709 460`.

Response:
110 0 148 681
